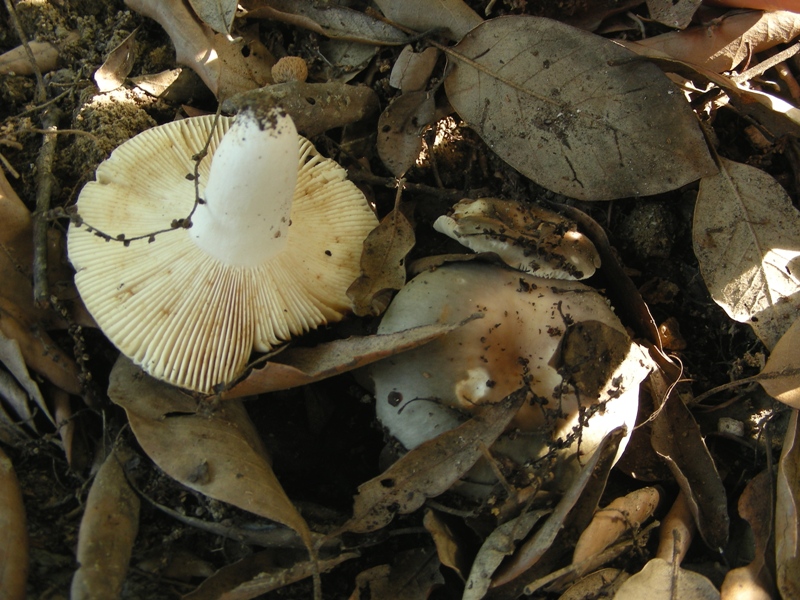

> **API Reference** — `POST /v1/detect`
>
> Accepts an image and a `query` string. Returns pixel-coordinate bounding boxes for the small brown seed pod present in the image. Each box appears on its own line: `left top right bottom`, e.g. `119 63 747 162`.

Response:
271 56 308 84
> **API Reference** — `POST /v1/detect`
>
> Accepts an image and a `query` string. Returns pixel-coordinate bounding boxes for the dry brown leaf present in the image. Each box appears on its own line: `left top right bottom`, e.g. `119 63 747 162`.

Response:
318 39 377 83
624 11 800 72
646 0 702 29
423 509 469 580
390 46 439 92
188 0 237 35
70 446 140 600
377 91 436 177
572 487 660 575
444 16 716 201
759 317 800 407
94 28 138 93
0 40 60 76
655 491 696 564
0 325 55 426
222 319 474 399
347 206 415 317
0 446 28 600
777 409 800 599
349 548 444 600
338 391 526 534
559 569 630 600
107 356 314 549
614 558 720 599
694 158 800 350
374 0 483 41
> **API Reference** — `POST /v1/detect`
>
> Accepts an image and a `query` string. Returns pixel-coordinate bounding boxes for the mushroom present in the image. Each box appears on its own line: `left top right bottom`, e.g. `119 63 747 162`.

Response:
68 109 378 392
433 197 601 280
368 262 653 496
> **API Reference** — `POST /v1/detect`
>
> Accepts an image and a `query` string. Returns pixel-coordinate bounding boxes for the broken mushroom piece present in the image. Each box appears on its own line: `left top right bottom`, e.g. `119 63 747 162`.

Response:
368 262 653 496
68 109 378 392
434 198 601 280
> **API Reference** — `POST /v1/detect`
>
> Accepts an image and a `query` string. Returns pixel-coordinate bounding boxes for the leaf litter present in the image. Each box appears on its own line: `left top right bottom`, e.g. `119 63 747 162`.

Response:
3 0 800 598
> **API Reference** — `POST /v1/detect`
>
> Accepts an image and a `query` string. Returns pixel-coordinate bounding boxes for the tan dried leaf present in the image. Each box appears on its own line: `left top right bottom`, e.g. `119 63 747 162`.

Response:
377 91 436 177
347 207 415 317
94 28 138 93
759 317 800 407
390 46 439 92
374 0 482 41
188 0 237 35
777 409 800 599
70 446 140 600
445 16 716 201
694 158 800 350
614 558 720 599
646 0 702 29
349 548 443 600
0 447 28 600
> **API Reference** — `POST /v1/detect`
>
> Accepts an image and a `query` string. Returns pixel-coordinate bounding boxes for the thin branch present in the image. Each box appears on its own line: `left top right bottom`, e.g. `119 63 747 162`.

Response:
32 108 61 309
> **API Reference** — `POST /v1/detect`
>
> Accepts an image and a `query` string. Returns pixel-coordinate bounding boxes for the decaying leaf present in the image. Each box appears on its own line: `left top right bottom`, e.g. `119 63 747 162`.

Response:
107 356 314 550
646 0 702 29
655 491 695 564
613 558 720 599
318 39 377 83
349 548 444 600
390 46 439 92
0 40 60 76
377 91 437 177
338 391 526 534
0 447 28 600
70 445 140 600
94 28 138 93
188 0 237 35
559 569 630 600
777 409 800 599
759 317 800 408
347 206 415 317
0 326 55 426
221 317 479 399
624 10 800 72
374 0 483 42
444 16 716 201
694 158 800 350
423 509 470 580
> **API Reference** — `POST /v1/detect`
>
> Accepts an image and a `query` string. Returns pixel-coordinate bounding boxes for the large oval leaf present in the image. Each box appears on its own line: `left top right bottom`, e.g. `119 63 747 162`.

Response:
444 16 716 200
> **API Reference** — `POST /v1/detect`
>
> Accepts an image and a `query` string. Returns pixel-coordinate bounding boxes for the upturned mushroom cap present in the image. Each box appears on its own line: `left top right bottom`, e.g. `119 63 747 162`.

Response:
68 112 378 392
434 198 601 280
369 262 653 494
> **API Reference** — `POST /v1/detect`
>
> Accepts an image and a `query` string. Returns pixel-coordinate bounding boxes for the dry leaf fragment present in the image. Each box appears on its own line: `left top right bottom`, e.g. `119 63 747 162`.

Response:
94 28 138 93
445 16 716 201
374 0 483 42
377 91 437 177
0 446 28 600
759 317 800 408
107 356 314 551
347 207 415 317
777 409 800 599
188 0 237 35
694 158 800 350
655 491 696 564
349 548 444 600
70 446 140 600
614 558 720 599
390 46 440 92
0 31 78 76
646 0 703 29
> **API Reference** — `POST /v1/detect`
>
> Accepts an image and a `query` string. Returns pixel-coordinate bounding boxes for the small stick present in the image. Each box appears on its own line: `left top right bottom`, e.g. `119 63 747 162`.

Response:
33 108 61 309
3 0 46 104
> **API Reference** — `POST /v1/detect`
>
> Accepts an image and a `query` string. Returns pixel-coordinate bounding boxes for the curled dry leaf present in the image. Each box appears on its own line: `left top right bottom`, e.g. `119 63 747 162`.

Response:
759 317 800 408
188 0 237 35
777 409 800 599
221 318 478 399
624 11 800 72
70 446 140 600
0 325 55 426
694 158 800 350
377 91 437 178
423 509 470 580
655 491 696 564
444 16 716 201
347 206 415 317
646 0 702 29
0 447 28 600
614 558 720 600
94 28 138 93
374 0 483 42
338 390 526 535
107 356 314 550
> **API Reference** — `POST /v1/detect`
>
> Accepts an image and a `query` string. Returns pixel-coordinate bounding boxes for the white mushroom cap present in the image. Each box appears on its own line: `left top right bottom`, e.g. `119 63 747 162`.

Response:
433 198 601 280
68 111 378 393
369 262 653 494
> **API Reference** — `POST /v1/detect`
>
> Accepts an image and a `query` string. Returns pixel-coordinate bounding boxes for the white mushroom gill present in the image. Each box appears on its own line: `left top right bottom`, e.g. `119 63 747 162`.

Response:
190 109 298 267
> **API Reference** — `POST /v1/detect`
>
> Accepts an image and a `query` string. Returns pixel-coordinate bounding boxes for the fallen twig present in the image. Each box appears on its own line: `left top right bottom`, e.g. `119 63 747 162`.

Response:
32 108 61 309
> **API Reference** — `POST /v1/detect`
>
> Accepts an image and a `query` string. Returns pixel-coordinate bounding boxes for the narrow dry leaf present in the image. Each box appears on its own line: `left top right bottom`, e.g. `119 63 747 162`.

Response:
0 397 32 447
390 46 440 92
347 207 415 317
377 91 437 177
559 569 630 600
0 326 55 426
221 318 478 399
94 28 138 93
349 548 443 600
655 491 696 564
374 0 483 41
184 551 357 600
188 0 237 35
423 509 469 580
624 11 800 72
107 356 314 549
572 487 661 574
776 409 800 599
462 510 547 600
646 0 702 29
614 558 720 599
338 391 526 534
242 0 408 45
0 41 60 76
0 447 28 600
694 158 800 350
759 317 800 407
130 68 183 96
71 446 140 600
445 16 716 201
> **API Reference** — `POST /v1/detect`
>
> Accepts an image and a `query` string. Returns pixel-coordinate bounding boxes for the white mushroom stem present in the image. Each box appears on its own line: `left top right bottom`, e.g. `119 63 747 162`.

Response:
189 109 299 267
